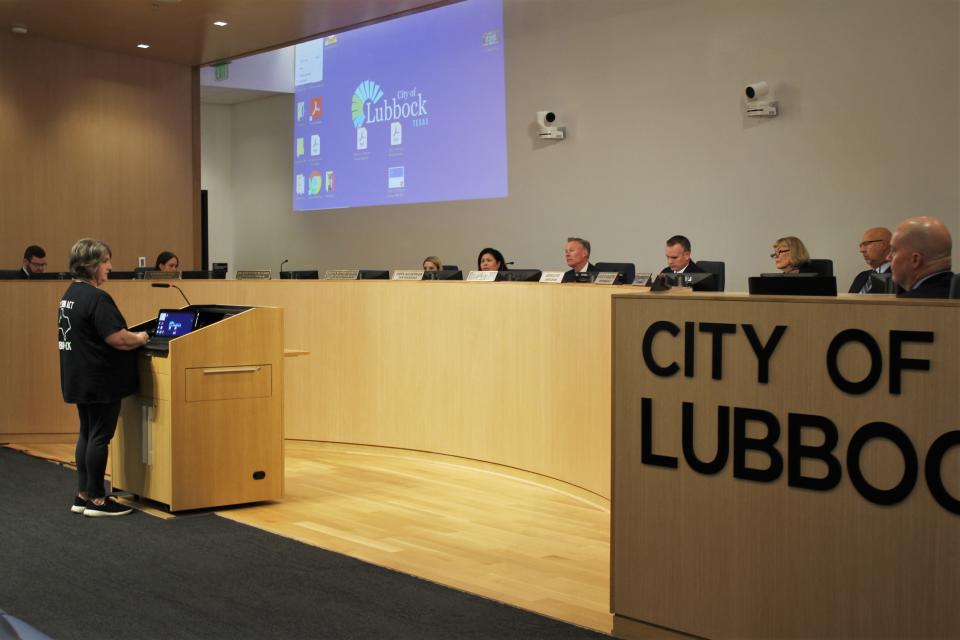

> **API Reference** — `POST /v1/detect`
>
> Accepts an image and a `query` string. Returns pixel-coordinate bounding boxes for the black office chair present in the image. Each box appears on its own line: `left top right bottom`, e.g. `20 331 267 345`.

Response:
442 265 459 271
808 259 834 277
949 273 960 299
697 261 725 292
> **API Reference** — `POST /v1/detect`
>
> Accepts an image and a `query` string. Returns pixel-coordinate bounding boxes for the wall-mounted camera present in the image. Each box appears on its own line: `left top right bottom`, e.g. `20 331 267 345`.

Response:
744 82 768 100
744 81 778 117
537 110 565 139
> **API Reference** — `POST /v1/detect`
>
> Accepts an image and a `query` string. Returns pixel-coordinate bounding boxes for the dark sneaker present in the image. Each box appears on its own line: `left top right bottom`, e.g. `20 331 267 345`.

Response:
70 496 86 514
82 498 133 517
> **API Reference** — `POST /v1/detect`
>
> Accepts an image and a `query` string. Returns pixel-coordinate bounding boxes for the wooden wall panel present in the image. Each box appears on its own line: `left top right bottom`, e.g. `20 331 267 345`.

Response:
0 31 194 273
612 293 960 639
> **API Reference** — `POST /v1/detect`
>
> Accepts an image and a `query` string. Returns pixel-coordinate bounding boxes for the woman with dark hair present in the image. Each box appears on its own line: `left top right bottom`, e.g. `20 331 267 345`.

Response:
60 239 149 517
477 248 508 272
155 251 179 272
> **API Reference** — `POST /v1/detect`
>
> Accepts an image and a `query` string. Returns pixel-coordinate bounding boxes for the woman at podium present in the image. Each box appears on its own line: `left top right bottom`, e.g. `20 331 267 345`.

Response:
58 239 149 517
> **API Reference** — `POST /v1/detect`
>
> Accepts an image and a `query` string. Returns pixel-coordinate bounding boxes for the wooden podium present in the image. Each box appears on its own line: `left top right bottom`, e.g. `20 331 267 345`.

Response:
111 306 284 512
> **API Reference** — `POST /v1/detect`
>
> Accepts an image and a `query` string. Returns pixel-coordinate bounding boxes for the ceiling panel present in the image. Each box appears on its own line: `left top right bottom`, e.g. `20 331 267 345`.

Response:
0 0 444 66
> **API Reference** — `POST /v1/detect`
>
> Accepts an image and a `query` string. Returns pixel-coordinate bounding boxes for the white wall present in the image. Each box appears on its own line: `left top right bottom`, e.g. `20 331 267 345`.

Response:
201 0 960 290
200 102 237 274
199 47 294 93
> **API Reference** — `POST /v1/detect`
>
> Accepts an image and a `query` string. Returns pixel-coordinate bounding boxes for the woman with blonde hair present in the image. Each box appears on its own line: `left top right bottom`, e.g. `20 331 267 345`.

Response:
770 236 815 274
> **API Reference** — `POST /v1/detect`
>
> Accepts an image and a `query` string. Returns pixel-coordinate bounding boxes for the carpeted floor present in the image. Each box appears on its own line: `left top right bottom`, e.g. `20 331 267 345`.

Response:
0 447 609 639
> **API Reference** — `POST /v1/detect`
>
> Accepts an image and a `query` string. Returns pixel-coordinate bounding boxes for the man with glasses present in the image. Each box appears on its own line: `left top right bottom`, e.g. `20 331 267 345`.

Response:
848 228 891 293
20 245 47 279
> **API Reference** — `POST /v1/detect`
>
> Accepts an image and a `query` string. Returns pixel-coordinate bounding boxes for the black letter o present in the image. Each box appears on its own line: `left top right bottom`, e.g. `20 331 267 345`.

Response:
847 422 917 506
925 430 960 515
826 329 882 395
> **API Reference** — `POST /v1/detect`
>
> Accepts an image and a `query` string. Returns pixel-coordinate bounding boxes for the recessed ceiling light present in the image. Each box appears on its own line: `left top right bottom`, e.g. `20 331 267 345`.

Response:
137 43 150 49
213 21 228 27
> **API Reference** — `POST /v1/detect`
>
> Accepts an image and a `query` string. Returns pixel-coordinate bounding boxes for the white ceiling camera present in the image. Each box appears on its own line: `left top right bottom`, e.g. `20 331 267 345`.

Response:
744 81 778 117
537 110 565 139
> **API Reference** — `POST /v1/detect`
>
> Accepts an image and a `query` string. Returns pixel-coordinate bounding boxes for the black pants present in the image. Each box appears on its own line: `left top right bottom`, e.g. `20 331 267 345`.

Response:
75 401 122 500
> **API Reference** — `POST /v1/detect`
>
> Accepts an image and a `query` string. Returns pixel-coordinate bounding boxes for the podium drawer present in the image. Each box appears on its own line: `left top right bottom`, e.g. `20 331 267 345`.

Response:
185 364 272 402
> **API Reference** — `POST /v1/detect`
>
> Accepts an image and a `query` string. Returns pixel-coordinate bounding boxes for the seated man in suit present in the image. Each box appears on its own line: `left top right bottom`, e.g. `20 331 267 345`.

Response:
890 216 953 299
849 227 892 293
661 235 705 276
562 237 598 282
20 245 47 278
661 235 718 291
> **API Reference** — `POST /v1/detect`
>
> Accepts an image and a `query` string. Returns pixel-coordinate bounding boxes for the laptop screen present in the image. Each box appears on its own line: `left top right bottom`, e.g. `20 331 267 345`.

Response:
154 310 197 337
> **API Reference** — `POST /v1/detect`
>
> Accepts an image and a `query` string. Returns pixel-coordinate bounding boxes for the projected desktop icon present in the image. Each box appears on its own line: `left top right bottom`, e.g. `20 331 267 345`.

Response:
390 122 402 146
310 97 323 122
296 101 305 122
295 174 305 195
356 127 368 151
308 171 322 195
388 166 405 189
310 134 320 156
296 137 305 158
325 171 335 192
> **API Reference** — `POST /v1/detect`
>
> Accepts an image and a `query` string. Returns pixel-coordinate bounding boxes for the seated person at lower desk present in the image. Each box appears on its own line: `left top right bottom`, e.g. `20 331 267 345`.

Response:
422 256 442 272
889 215 954 299
562 237 597 282
771 236 816 274
155 251 179 272
849 227 892 293
20 245 47 278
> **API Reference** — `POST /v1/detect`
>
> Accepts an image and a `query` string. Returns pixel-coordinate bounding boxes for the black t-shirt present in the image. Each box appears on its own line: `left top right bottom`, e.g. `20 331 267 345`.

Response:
58 281 139 404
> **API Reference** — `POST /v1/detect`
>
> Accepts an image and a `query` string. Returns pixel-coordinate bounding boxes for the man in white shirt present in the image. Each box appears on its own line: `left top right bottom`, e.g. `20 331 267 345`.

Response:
848 227 891 293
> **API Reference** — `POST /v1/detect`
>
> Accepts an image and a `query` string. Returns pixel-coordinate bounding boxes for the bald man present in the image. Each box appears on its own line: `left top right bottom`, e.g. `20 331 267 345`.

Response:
889 216 954 298
848 227 891 293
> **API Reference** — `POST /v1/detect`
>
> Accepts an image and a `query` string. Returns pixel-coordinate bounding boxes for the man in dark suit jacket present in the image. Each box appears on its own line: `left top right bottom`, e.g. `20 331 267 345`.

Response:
562 237 598 282
849 227 892 293
890 216 954 299
898 271 954 298
661 235 705 275
20 245 47 279
660 235 713 290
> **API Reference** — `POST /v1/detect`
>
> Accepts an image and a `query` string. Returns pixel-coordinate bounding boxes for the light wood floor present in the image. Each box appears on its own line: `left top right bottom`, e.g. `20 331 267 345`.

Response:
8 440 612 634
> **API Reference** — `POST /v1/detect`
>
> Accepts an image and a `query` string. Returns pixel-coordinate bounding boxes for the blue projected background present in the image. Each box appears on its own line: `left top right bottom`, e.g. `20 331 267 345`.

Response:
293 0 507 211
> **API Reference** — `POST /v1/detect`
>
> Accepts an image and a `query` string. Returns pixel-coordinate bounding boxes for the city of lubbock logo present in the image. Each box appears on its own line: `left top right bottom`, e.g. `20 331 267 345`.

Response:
352 80 383 128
